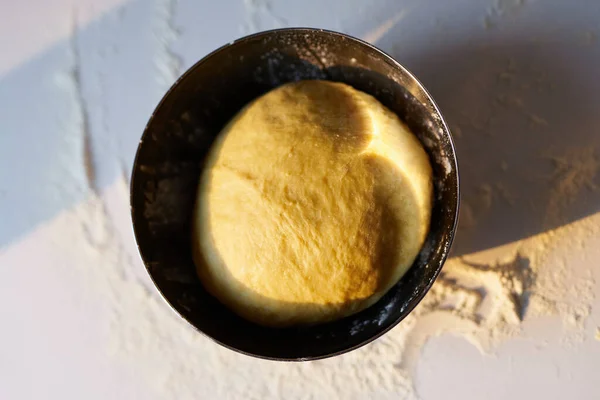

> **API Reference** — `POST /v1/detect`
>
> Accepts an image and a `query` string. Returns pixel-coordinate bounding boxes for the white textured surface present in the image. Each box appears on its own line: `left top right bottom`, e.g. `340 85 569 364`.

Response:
1 0 600 399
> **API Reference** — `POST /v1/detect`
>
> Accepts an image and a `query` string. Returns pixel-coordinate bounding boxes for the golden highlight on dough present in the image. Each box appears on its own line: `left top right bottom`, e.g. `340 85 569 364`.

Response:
193 80 432 327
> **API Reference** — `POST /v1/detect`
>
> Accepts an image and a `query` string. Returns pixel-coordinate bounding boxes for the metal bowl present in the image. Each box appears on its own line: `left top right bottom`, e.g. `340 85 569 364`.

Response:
130 28 459 361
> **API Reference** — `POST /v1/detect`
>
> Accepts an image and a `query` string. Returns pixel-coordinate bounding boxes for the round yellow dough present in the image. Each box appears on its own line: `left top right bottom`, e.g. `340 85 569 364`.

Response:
193 80 432 327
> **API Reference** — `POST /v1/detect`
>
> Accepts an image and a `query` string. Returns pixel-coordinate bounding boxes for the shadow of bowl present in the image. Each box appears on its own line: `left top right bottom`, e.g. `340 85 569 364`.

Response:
130 28 459 361
395 39 600 257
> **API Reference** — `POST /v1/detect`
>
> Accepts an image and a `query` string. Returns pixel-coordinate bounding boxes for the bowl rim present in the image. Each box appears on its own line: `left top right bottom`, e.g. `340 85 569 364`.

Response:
130 27 460 361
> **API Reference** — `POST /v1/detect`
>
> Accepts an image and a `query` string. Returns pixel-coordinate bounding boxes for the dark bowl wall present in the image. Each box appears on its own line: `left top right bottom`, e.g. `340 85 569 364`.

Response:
131 28 459 360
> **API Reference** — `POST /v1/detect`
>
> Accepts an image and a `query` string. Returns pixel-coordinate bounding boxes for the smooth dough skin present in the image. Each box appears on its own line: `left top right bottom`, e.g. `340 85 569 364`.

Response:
193 80 433 327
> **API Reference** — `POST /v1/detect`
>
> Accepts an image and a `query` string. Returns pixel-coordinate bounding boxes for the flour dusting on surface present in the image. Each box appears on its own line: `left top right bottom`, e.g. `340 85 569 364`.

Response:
154 0 182 89
8 0 600 398
361 10 408 45
241 0 288 35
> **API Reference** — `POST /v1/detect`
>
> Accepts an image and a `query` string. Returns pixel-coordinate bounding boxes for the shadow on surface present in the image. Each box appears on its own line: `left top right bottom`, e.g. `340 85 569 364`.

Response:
390 34 600 256
4 0 599 261
0 0 162 248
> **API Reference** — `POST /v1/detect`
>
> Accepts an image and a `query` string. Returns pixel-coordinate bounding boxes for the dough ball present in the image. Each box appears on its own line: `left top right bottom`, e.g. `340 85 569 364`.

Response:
193 80 432 327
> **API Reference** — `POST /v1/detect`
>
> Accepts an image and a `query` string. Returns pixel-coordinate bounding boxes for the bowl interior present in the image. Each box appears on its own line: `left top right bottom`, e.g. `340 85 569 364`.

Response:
131 28 459 360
